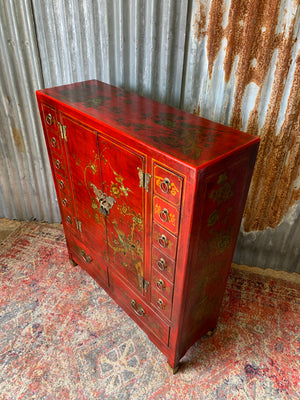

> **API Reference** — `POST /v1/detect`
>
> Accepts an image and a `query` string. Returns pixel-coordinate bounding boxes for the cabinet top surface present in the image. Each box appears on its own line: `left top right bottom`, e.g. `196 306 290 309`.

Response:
37 80 259 168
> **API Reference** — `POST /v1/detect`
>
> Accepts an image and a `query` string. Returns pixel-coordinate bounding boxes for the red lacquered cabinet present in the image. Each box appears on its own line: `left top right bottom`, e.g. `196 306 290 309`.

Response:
36 80 259 373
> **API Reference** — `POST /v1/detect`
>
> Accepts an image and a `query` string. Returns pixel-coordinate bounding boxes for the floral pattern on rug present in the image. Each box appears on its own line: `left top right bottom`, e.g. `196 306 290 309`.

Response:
0 222 299 399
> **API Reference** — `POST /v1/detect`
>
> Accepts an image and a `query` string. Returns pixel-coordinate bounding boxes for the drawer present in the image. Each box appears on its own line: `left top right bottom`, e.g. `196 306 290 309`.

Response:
152 246 175 282
48 133 63 155
154 164 183 206
153 196 180 235
55 173 70 198
52 152 67 178
62 213 75 229
151 288 172 320
66 233 108 287
152 222 177 260
109 271 170 346
59 192 73 216
41 104 59 134
151 269 173 302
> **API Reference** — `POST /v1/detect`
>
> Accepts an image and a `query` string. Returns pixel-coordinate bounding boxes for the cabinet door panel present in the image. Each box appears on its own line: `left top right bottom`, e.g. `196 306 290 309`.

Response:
62 115 108 259
98 135 146 293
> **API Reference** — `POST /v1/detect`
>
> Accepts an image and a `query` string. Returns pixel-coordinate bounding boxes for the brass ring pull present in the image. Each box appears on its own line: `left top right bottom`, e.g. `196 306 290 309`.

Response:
66 216 72 224
157 258 166 271
160 178 170 193
156 279 166 291
50 137 56 147
159 208 169 222
158 234 168 248
80 249 92 263
46 113 53 125
62 198 68 207
55 159 61 169
157 299 165 310
130 299 145 316
59 180 64 189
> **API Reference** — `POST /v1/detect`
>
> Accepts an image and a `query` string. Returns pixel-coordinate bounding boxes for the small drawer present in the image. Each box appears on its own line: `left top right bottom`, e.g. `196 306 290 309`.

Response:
66 233 108 287
153 196 180 235
52 153 67 178
151 269 173 301
48 134 63 154
59 193 74 217
154 164 183 206
151 288 172 320
152 222 177 260
55 174 70 198
63 214 75 228
41 104 59 135
152 246 175 282
109 271 170 345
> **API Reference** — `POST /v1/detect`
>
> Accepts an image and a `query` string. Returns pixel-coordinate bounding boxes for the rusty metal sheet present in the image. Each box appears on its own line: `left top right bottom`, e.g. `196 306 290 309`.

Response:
182 0 300 271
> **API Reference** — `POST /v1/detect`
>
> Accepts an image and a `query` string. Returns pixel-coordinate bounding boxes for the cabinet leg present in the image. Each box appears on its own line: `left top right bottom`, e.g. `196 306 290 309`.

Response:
206 325 217 337
167 363 180 375
69 257 78 267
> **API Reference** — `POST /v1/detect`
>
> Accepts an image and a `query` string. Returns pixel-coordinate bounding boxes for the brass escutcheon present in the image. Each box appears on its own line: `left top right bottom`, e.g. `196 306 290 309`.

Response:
159 208 169 222
160 178 170 193
46 113 53 125
158 234 168 248
156 279 166 291
130 299 145 316
157 258 166 271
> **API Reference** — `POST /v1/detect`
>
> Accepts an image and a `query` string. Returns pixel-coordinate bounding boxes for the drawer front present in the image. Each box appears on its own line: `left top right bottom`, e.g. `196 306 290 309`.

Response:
52 152 67 178
153 196 180 235
66 234 108 287
55 174 70 198
41 104 59 134
109 271 170 345
151 288 172 320
48 133 63 155
152 246 175 282
154 164 183 206
151 269 173 301
152 222 177 260
41 104 63 154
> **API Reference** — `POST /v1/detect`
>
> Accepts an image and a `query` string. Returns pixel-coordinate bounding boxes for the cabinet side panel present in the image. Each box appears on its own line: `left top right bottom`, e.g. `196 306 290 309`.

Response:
178 144 259 356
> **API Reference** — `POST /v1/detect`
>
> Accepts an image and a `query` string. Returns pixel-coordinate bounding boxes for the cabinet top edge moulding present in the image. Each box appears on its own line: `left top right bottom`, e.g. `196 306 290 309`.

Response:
38 79 259 170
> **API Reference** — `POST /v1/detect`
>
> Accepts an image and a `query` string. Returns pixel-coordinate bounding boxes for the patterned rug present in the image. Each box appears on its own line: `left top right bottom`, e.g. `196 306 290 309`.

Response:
0 222 299 400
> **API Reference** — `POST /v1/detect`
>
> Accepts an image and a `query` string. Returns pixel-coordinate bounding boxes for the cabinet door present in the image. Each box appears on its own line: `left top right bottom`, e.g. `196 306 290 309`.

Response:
61 114 108 260
98 135 146 294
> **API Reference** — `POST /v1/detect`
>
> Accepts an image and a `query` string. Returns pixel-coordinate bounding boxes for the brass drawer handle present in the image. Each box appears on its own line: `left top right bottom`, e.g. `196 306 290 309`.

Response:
46 113 53 125
157 298 166 310
158 234 168 248
80 249 92 263
160 178 170 193
55 159 61 169
66 216 72 225
159 208 169 222
62 198 68 207
59 180 64 189
156 279 166 291
157 258 167 271
130 299 145 316
50 137 57 148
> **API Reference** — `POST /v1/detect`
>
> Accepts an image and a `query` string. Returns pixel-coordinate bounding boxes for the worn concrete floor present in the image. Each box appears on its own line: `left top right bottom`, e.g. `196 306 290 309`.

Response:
0 218 25 242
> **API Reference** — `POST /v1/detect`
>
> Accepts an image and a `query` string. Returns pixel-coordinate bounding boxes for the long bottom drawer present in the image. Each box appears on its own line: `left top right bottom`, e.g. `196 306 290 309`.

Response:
109 271 170 346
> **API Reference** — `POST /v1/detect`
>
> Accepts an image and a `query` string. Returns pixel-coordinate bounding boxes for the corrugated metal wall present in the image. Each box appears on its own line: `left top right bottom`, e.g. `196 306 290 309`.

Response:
0 0 299 273
0 0 60 221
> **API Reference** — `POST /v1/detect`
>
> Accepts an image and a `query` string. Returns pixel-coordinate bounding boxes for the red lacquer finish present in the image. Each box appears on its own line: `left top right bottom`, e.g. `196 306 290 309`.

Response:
36 80 260 372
